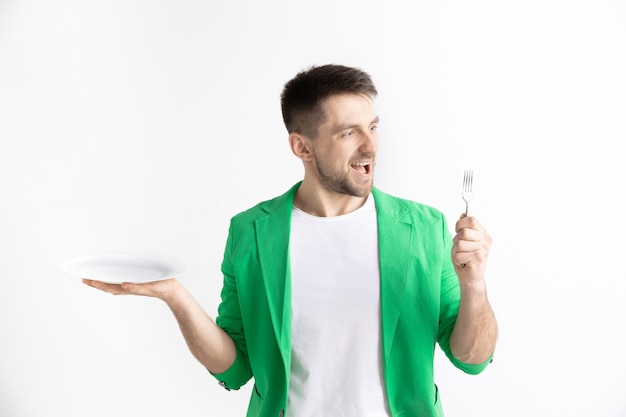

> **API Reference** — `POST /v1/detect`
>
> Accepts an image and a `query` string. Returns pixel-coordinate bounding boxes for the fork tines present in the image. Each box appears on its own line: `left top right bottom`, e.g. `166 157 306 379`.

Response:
462 169 473 216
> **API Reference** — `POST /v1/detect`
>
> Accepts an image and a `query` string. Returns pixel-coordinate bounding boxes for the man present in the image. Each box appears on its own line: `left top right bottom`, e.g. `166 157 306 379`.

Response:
84 64 498 417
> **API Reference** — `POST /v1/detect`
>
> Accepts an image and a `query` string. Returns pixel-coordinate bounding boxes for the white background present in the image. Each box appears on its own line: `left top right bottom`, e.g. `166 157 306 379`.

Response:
1 0 625 416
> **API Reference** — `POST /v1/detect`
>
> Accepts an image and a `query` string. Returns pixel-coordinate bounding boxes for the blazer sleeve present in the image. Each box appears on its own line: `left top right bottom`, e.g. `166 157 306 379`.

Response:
210 220 254 390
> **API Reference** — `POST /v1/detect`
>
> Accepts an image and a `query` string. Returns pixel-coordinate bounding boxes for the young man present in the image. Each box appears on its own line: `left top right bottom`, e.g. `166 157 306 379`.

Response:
84 64 498 417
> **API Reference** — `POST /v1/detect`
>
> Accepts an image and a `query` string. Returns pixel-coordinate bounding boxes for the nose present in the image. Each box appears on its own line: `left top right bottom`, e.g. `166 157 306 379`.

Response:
359 129 378 154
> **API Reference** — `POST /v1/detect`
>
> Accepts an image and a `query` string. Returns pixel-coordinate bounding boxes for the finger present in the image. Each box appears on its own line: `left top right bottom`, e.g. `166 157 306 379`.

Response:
453 228 483 245
452 246 488 266
453 229 474 244
453 233 490 252
89 280 132 296
452 235 490 256
453 240 486 255
454 228 492 251
455 215 486 234
455 216 473 233
451 244 475 268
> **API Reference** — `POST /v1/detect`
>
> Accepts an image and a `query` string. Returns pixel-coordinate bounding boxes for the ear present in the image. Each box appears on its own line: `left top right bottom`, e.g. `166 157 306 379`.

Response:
289 133 314 162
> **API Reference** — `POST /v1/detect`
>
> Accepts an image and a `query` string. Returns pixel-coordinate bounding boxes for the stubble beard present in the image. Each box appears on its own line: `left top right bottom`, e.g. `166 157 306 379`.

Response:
314 154 374 198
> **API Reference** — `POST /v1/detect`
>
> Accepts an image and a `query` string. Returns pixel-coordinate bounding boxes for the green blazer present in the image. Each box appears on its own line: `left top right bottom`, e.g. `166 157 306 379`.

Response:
213 183 492 417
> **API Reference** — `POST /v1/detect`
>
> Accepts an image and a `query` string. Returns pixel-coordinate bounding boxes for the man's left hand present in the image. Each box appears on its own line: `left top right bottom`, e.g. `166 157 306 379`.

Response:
452 214 492 285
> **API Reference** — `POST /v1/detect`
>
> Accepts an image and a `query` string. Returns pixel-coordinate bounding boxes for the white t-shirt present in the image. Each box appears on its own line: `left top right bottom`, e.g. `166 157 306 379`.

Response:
288 195 390 416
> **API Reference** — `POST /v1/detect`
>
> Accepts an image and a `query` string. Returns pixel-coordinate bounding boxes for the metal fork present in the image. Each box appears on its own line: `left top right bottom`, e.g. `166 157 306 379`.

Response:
462 169 473 216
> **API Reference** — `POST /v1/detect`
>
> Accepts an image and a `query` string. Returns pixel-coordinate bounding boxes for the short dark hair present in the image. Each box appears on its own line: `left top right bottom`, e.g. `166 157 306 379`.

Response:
280 64 378 138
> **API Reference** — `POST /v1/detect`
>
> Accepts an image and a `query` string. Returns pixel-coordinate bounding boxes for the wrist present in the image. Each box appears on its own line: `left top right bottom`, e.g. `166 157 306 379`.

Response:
458 279 488 299
159 279 187 306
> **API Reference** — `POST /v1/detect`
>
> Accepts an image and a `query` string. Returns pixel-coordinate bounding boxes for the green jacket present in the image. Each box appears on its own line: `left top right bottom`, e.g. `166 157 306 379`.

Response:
213 183 492 417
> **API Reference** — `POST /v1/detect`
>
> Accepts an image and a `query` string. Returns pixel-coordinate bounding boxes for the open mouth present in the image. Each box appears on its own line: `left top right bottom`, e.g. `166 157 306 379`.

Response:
350 161 371 175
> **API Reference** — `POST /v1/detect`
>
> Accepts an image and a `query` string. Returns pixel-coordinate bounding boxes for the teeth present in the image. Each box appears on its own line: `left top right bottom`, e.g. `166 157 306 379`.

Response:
351 162 370 166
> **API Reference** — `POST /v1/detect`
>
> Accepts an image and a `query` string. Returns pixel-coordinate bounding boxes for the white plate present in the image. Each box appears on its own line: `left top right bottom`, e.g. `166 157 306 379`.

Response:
61 254 188 283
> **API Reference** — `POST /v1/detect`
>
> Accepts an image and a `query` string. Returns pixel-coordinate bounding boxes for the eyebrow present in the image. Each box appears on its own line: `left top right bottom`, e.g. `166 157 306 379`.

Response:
333 116 380 133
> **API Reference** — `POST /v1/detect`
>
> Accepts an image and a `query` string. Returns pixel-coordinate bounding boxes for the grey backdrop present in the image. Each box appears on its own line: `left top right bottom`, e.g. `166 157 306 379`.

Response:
1 0 625 416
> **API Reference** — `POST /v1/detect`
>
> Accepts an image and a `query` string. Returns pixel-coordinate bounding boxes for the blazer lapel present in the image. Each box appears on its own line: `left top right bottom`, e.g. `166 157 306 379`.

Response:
254 184 300 354
373 188 414 361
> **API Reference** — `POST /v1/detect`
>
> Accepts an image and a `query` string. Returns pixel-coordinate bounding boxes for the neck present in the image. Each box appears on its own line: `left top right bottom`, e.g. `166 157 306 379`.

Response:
294 180 369 217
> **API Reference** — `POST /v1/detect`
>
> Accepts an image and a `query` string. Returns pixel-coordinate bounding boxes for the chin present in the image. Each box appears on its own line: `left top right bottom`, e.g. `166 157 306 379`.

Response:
352 181 374 197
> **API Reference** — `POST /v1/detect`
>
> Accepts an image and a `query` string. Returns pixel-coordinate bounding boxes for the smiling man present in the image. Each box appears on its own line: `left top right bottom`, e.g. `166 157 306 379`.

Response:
84 64 498 417
289 92 379 215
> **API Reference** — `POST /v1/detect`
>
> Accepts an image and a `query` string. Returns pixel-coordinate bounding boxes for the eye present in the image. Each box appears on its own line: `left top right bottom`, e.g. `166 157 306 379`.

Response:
341 130 356 138
369 124 378 132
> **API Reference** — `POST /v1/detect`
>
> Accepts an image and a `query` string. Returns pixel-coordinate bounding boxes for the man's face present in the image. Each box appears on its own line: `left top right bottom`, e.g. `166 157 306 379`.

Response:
307 93 379 198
